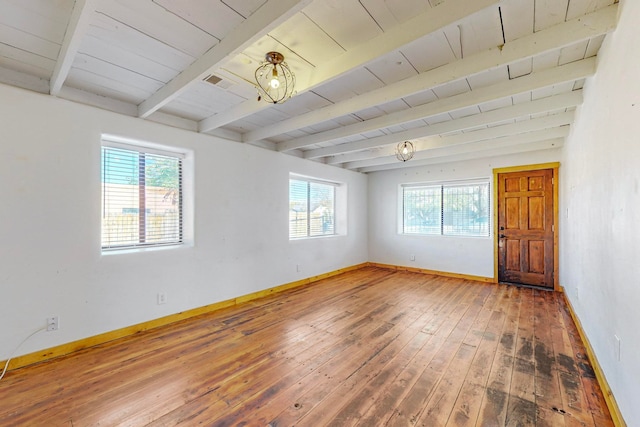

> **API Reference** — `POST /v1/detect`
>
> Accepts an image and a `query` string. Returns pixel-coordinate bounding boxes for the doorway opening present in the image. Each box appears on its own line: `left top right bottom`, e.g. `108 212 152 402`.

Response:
493 163 559 290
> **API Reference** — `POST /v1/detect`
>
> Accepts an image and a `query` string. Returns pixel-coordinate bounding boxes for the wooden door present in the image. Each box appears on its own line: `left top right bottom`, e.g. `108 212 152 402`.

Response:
497 169 554 288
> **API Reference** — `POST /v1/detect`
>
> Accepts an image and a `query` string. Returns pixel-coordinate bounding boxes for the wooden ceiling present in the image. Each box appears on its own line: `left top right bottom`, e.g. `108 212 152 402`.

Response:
0 0 618 172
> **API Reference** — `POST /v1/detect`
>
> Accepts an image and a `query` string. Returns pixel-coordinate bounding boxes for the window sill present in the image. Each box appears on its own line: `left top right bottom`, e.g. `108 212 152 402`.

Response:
101 242 188 256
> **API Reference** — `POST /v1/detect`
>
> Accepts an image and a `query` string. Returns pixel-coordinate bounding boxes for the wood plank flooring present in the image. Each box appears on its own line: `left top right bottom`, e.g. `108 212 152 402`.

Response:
0 267 613 426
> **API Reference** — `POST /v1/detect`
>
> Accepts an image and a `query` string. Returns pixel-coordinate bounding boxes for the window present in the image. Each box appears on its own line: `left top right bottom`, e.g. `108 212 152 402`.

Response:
101 141 183 250
402 180 490 237
289 177 336 239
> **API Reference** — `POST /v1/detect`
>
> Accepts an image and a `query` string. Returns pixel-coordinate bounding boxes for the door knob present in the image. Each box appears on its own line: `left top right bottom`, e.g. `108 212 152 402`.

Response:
500 234 506 238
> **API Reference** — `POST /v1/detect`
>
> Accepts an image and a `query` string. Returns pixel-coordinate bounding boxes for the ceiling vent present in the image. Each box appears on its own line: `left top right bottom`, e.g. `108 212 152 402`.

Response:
203 74 234 89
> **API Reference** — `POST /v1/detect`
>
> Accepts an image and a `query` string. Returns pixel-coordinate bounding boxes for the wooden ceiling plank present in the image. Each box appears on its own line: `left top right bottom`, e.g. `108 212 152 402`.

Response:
508 58 533 79
585 34 606 57
72 53 165 93
307 0 498 93
432 79 471 99
268 13 345 64
267 4 615 149
0 43 56 78
96 1 218 58
315 91 581 161
467 67 510 90
154 0 265 41
137 0 313 119
289 56 595 152
448 105 482 120
566 0 614 21
479 97 514 113
80 34 180 83
364 51 420 86
360 0 432 31
534 0 570 32
50 0 97 96
0 64 50 94
532 81 576 99
337 111 574 166
87 13 194 69
357 138 563 172
0 1 69 42
200 0 501 133
301 1 383 51
500 0 534 42
0 21 61 61
558 40 589 65
4 0 74 24
400 31 458 73
455 6 505 58
347 126 569 169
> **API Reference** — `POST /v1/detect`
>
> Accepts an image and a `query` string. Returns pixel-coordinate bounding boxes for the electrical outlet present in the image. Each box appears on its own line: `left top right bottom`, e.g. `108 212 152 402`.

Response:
410 254 416 261
157 293 167 305
614 335 621 361
47 316 59 332
296 264 301 272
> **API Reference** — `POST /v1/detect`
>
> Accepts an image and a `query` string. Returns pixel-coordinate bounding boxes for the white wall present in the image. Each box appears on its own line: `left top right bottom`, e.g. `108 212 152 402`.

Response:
368 149 561 278
0 84 368 360
560 0 640 423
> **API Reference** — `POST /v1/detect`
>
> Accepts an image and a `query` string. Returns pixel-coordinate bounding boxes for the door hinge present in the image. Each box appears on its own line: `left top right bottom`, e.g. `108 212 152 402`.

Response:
552 224 555 232
552 177 554 184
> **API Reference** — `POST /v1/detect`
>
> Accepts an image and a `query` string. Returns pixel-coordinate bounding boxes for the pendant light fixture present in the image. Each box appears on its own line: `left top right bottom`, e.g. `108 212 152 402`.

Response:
396 141 415 162
255 51 295 104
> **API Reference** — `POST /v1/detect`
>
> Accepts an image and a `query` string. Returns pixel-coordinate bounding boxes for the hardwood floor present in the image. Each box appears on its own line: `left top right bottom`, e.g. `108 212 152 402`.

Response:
0 267 613 426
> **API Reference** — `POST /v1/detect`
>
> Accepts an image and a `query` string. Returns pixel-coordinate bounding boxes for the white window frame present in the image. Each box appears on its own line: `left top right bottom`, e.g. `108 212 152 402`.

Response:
400 178 491 238
101 137 186 252
289 174 339 239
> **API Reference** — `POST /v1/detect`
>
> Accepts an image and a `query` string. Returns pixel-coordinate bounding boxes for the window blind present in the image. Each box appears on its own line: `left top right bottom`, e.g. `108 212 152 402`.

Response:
101 145 183 250
442 182 490 236
403 185 441 235
402 180 490 237
289 178 336 239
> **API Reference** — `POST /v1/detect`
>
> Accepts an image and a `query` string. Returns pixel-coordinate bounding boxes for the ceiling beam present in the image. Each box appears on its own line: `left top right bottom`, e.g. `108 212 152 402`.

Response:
50 0 97 96
279 57 595 151
198 0 501 133
137 0 312 119
343 114 572 169
256 4 616 146
308 90 583 161
349 126 569 170
357 138 564 173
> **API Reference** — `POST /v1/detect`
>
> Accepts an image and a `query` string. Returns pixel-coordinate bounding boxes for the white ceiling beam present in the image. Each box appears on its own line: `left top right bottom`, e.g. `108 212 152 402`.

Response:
348 127 569 170
257 4 616 146
50 0 97 96
59 85 137 116
357 138 564 173
280 57 595 151
344 112 573 169
310 90 582 161
137 0 312 119
198 0 501 133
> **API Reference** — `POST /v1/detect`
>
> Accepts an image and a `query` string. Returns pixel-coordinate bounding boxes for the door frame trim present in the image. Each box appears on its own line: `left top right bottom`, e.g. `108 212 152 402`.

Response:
492 162 560 291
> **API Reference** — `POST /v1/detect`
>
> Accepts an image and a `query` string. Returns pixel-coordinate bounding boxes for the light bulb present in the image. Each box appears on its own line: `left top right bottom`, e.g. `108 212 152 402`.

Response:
269 67 280 89
402 145 409 155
